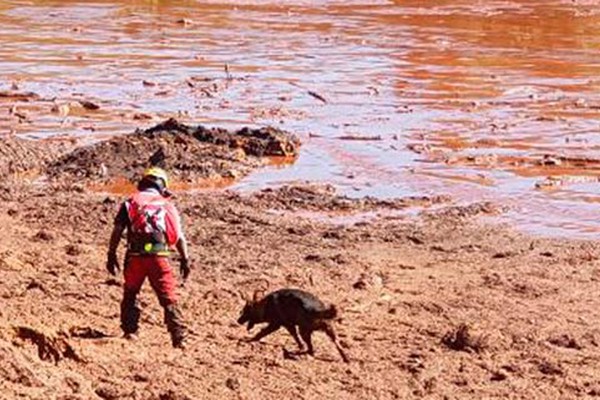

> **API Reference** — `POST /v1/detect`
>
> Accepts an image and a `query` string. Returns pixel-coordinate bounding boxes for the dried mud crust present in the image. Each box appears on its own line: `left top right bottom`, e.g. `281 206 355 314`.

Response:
46 118 300 183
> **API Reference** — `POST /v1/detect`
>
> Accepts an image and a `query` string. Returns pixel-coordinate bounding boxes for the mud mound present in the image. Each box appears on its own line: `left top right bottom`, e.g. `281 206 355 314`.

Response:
248 183 450 211
47 118 300 183
146 118 300 158
0 137 69 178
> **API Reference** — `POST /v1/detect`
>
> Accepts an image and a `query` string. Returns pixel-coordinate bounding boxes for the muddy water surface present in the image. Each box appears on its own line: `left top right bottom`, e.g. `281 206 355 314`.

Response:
2 0 600 236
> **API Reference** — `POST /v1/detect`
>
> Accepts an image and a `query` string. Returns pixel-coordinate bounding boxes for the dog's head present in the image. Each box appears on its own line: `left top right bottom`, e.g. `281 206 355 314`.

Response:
237 290 265 331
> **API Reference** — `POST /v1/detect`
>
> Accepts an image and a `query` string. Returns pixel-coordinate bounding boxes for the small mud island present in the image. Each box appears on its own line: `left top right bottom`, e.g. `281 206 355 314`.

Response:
1 120 599 399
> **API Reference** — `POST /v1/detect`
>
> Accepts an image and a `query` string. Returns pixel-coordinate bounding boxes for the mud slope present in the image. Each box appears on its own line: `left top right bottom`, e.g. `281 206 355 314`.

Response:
1 175 600 399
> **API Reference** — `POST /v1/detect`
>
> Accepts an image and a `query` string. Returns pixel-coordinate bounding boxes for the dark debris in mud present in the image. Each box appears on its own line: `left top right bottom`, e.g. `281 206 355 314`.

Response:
45 118 300 183
146 118 300 158
442 324 488 353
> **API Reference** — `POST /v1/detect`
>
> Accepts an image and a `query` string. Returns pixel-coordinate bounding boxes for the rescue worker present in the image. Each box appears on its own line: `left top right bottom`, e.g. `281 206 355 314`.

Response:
106 167 191 348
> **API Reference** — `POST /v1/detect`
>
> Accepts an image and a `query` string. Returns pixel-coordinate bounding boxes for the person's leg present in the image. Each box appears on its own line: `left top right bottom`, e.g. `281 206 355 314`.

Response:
120 256 147 335
147 257 187 348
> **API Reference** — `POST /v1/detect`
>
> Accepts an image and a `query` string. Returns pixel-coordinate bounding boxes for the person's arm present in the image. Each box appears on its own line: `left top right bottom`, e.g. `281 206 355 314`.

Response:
106 203 128 276
176 237 189 261
108 222 126 255
170 204 191 281
176 235 191 281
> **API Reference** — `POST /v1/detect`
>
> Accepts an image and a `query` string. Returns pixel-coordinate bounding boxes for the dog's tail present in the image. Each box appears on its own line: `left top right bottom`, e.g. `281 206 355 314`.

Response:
315 305 337 320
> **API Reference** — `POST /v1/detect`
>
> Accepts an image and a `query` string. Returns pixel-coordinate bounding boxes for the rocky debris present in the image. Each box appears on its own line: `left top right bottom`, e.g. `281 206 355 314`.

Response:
95 384 126 400
442 324 488 353
25 280 46 293
547 333 582 350
536 359 564 376
156 390 193 400
535 175 600 189
537 154 600 168
489 370 508 381
33 230 55 242
352 272 384 290
145 118 300 158
78 100 101 111
225 377 240 391
46 119 300 184
248 183 450 212
68 327 111 340
0 90 40 101
65 244 83 257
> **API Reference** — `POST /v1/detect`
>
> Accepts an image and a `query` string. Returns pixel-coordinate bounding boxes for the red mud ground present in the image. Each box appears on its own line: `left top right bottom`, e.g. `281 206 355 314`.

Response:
2 128 600 399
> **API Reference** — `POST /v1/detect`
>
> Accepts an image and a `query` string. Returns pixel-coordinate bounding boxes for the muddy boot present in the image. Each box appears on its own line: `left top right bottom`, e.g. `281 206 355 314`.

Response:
120 290 141 336
164 303 187 349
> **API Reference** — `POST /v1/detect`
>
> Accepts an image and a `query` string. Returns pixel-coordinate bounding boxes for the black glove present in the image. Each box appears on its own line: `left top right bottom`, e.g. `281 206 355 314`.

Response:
106 252 120 276
180 258 191 281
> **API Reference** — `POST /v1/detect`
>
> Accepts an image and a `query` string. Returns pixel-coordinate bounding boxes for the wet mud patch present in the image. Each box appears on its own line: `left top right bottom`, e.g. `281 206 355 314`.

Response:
47 118 300 185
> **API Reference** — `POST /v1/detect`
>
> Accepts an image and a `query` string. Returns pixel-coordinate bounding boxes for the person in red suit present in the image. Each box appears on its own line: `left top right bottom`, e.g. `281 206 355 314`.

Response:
106 167 191 349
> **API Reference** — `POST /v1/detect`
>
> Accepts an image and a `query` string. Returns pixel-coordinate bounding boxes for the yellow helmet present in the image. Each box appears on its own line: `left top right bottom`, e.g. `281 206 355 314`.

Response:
143 167 169 189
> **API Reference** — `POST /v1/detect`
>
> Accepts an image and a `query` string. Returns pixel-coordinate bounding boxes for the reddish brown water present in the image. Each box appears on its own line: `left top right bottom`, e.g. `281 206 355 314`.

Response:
2 0 600 237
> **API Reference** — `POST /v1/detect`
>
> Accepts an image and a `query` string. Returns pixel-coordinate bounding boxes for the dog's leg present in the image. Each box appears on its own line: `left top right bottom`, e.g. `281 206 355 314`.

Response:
250 323 280 342
321 321 349 363
299 324 314 356
284 324 304 350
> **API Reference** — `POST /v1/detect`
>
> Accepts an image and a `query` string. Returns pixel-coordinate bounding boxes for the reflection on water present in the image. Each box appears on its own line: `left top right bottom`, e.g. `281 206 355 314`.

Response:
1 0 600 237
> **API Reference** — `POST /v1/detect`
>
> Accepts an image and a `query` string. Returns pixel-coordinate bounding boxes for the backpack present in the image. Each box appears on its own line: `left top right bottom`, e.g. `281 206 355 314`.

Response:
126 192 179 253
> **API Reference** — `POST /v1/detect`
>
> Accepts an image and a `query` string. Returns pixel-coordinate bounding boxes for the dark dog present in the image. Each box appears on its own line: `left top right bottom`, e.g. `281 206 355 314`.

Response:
238 288 349 362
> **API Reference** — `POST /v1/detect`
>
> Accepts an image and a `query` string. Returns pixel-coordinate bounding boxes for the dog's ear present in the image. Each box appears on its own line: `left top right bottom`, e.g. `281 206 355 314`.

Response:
252 289 265 302
240 291 251 302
